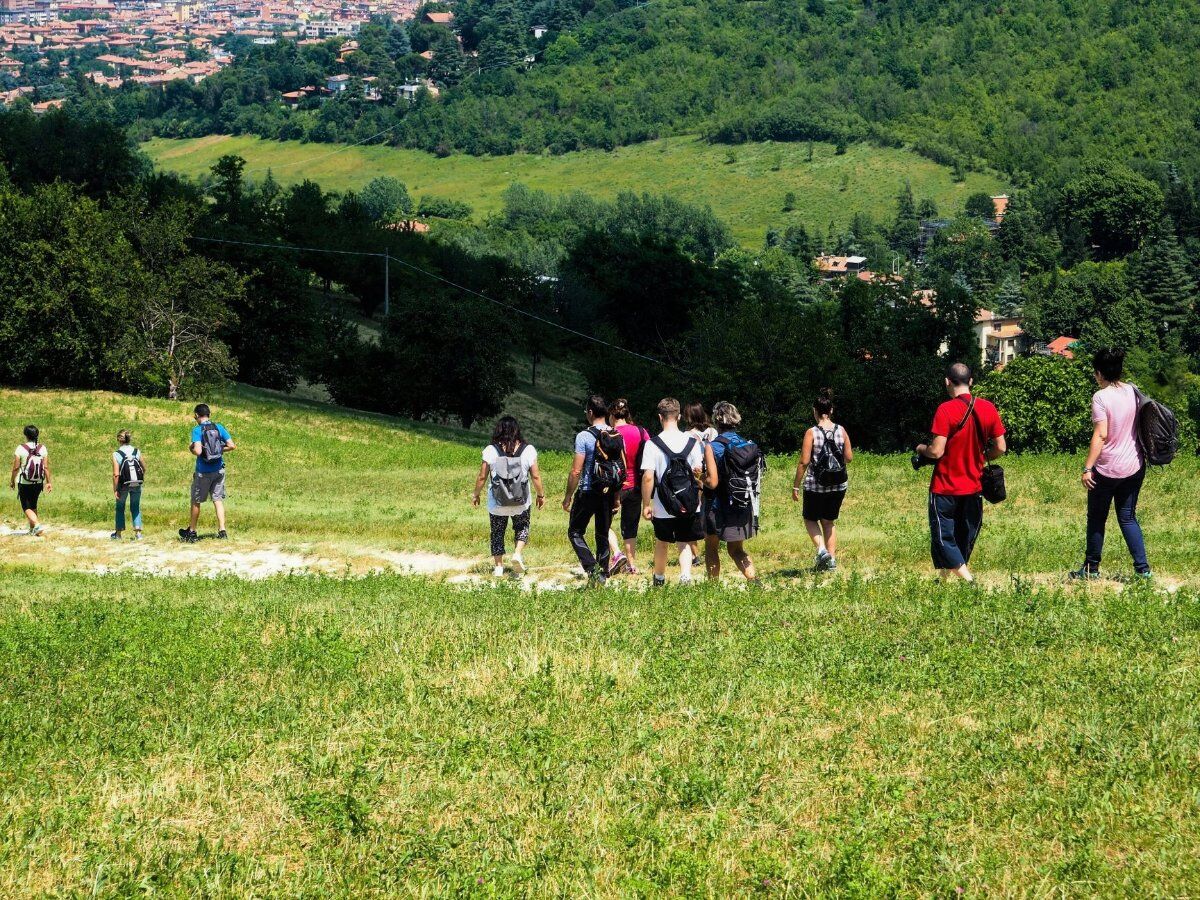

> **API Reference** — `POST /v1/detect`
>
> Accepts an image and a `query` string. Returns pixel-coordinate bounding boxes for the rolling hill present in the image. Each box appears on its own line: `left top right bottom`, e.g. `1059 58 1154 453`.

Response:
143 134 1003 246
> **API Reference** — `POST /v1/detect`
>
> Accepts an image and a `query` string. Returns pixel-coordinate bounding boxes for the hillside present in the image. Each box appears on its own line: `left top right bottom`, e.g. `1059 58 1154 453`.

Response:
143 134 1002 246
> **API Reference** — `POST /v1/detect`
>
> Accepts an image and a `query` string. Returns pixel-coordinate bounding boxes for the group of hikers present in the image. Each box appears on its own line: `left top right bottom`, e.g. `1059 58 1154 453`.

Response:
8 404 236 543
474 349 1173 584
8 350 1173 583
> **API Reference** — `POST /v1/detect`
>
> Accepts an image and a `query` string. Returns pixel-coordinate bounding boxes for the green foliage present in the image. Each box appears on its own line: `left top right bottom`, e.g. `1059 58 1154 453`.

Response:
1127 222 1197 337
977 355 1094 452
965 192 997 220
417 194 473 219
358 175 413 221
1058 161 1164 259
1023 261 1156 350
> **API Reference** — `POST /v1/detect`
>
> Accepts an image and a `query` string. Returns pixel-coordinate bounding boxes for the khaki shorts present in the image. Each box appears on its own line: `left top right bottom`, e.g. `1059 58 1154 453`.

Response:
191 470 226 503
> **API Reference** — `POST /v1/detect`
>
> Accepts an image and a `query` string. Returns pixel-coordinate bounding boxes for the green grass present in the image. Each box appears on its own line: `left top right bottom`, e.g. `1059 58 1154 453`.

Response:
143 134 1004 246
3 385 1200 893
3 384 1199 582
1 571 1199 894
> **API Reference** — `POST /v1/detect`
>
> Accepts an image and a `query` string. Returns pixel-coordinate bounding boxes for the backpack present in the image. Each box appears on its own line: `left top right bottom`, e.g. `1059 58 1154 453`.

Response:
20 444 45 483
714 435 765 511
1132 385 1179 466
200 422 225 463
811 427 847 488
489 442 530 506
589 426 627 494
651 435 700 517
117 447 145 489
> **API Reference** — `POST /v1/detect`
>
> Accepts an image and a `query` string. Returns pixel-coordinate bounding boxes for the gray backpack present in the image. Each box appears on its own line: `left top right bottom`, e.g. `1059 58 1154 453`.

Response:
490 443 530 506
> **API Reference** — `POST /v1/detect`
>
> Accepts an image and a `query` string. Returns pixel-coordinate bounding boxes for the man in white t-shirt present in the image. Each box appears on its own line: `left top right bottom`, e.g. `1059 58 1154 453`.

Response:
640 397 706 587
9 424 52 536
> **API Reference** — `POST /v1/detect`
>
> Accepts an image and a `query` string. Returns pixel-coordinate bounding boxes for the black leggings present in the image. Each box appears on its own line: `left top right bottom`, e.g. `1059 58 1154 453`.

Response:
618 489 642 540
490 511 531 557
568 490 613 575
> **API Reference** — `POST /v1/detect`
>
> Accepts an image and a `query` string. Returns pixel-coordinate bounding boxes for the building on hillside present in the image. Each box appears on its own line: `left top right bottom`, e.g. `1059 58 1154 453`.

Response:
422 10 453 25
815 254 868 280
1045 336 1077 360
974 308 1028 367
991 194 1009 223
325 72 350 92
531 24 547 38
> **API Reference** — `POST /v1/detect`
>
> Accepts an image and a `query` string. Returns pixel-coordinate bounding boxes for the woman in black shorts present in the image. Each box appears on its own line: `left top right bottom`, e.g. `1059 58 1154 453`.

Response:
792 389 853 571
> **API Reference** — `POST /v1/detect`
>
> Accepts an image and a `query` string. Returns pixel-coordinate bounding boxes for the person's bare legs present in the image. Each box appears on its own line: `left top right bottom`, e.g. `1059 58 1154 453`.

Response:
23 506 38 529
214 499 226 532
822 521 837 558
653 540 670 578
704 534 721 579
804 519 826 554
188 501 201 532
938 566 973 582
727 541 756 580
514 538 527 558
624 537 637 567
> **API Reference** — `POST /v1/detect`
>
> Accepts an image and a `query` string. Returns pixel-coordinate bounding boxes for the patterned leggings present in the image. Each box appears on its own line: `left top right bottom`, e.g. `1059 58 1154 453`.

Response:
490 511 531 557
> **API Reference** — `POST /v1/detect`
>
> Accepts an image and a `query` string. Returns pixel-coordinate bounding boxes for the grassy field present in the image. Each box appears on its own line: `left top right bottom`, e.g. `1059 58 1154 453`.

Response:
143 135 1004 246
3 385 1200 893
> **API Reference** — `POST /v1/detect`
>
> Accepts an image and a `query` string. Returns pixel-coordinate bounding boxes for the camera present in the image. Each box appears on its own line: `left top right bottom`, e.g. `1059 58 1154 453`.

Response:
911 444 934 471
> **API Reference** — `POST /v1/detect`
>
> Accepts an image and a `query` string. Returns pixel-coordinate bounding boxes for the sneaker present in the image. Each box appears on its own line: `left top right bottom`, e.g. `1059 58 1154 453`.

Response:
588 570 608 587
110 532 122 541
609 552 628 577
678 575 693 586
217 530 228 540
178 528 197 544
827 556 838 571
493 565 505 577
1069 567 1100 581
626 563 639 576
1134 571 1153 581
815 550 832 571
133 532 143 541
511 555 525 575
30 525 44 537
652 575 666 588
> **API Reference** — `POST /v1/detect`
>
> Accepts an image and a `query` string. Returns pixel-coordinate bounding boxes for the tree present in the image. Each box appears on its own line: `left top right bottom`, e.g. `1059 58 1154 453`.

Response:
360 176 413 222
1128 221 1197 339
964 192 995 219
1059 161 1164 259
977 355 1094 452
993 273 1024 317
890 181 919 256
782 191 797 212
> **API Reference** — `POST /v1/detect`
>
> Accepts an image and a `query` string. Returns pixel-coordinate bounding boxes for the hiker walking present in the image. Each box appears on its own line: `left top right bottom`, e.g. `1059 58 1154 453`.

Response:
793 389 852 571
10 425 51 536
474 415 545 577
1073 348 1151 579
564 395 626 585
704 401 763 582
913 363 1007 582
606 398 649 575
112 429 146 541
641 397 708 587
683 402 718 561
179 403 235 543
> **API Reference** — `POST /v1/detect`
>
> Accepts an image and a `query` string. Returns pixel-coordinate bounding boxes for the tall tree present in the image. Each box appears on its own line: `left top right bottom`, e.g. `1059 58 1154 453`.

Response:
1128 221 1198 339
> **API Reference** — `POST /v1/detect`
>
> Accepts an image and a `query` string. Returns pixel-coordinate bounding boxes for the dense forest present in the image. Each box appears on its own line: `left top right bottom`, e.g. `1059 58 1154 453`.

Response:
65 0 1200 184
3 107 1199 454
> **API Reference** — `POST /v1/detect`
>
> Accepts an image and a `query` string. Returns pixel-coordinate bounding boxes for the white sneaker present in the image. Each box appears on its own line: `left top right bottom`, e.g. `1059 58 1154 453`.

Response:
492 565 505 577
679 575 693 586
31 525 44 537
511 555 525 575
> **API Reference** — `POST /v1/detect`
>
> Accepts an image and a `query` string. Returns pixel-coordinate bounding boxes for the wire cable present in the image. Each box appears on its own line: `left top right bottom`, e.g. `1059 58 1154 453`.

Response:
190 234 684 371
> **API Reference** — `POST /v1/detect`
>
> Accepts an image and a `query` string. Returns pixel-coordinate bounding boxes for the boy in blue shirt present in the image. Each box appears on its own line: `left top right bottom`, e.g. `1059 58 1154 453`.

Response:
179 403 236 543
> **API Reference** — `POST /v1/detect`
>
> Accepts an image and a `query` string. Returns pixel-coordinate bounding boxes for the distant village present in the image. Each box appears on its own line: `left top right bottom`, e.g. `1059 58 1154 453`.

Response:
0 0 431 107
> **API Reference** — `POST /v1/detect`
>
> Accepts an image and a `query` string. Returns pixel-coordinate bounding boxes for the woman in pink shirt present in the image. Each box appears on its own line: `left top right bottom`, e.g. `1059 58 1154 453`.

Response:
1073 348 1150 579
606 398 650 574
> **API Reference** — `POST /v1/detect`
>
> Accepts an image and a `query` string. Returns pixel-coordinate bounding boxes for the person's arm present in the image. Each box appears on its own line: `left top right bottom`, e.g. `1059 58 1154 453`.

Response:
793 429 814 501
842 429 854 463
472 460 489 507
703 444 718 490
42 455 52 492
9 453 18 490
1082 419 1106 490
530 461 546 510
641 467 655 520
190 439 202 457
917 435 948 460
986 434 1006 461
563 451 585 511
113 454 121 499
222 427 235 452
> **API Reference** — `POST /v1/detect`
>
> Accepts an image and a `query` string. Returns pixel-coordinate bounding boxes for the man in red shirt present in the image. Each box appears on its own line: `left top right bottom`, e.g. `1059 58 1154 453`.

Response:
914 363 1007 582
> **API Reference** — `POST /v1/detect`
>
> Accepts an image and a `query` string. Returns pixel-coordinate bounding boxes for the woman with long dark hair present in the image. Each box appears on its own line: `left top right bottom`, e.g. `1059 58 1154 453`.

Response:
473 415 545 577
792 388 852 571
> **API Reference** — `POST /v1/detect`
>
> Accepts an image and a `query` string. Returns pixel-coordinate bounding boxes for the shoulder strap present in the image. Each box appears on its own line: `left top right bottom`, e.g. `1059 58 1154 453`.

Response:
970 407 989 460
713 435 731 448
651 434 690 462
952 396 976 437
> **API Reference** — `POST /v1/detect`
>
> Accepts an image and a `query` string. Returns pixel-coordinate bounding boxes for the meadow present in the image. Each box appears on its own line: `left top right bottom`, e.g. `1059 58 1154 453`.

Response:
3 385 1200 895
142 135 1003 246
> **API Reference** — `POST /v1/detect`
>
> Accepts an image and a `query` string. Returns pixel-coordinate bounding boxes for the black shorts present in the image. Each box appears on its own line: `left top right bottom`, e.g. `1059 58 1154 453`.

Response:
705 504 758 543
619 488 642 540
802 490 845 522
652 514 704 543
17 482 42 512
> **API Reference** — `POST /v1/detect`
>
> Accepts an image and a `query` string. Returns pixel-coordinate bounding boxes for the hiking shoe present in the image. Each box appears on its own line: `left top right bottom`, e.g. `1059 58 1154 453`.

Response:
1069 567 1100 581
110 532 122 541
492 565 505 578
511 555 525 575
178 528 198 544
815 550 832 571
217 530 228 540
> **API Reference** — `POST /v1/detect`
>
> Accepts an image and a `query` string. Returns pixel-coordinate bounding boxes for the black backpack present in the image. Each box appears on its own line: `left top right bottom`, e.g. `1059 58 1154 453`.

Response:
589 426 627 494
811 427 847 487
713 435 764 509
117 447 145 489
200 422 225 463
651 435 700 517
1133 385 1179 466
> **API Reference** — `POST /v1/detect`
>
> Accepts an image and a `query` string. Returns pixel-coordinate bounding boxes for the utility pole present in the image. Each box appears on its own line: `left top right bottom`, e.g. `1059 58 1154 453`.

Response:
383 253 390 318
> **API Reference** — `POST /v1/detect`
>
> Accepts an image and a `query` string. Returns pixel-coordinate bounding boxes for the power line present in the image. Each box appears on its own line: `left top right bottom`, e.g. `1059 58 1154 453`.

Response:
190 234 684 371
